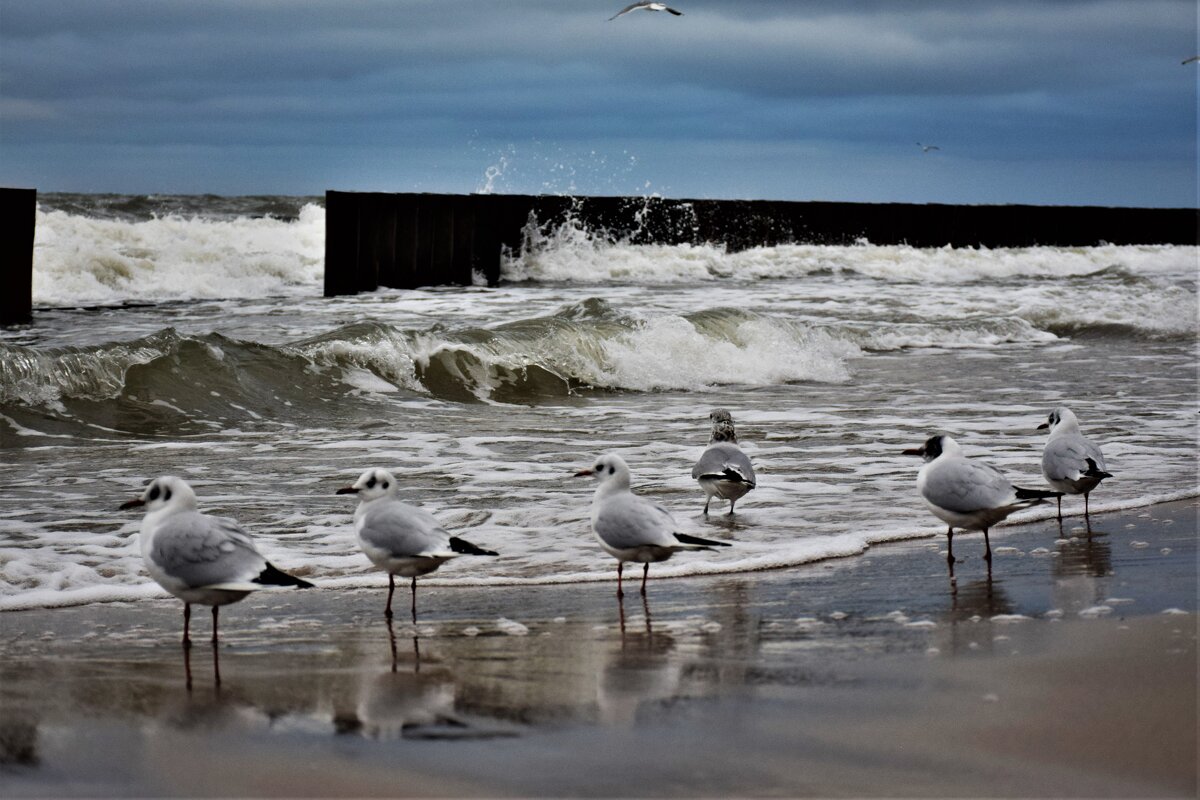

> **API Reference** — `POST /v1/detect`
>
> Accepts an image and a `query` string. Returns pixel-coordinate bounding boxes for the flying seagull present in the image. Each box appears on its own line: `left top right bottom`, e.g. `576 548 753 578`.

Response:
1183 56 1200 65
610 2 683 21
917 142 941 153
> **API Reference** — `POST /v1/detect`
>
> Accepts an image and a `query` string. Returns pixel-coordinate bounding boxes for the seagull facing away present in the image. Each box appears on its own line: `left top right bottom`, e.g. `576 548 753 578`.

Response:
119 476 313 648
692 409 757 515
902 435 1061 568
337 468 497 622
1038 407 1111 524
916 142 941 153
575 453 730 596
609 1 683 21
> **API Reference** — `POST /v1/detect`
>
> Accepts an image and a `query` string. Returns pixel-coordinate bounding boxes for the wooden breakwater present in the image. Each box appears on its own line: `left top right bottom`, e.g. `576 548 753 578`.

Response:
323 191 1198 295
0 187 36 326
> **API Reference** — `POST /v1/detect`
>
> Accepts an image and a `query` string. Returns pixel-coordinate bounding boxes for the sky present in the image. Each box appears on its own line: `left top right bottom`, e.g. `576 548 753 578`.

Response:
0 0 1196 206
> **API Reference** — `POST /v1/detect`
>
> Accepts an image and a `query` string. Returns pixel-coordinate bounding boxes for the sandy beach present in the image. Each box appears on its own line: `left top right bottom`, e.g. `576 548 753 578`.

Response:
1 499 1195 798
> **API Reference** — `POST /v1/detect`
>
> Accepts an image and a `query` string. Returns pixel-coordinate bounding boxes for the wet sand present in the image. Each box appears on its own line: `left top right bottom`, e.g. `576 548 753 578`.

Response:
1 500 1196 798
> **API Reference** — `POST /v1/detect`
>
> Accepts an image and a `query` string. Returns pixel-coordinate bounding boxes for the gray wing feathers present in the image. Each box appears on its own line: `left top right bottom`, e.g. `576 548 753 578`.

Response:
923 459 1014 513
358 500 453 558
594 495 677 550
151 513 266 589
692 443 756 483
1043 436 1105 480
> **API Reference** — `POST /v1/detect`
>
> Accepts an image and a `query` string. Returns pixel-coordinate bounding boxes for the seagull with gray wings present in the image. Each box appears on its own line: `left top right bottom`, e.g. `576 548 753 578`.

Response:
119 476 313 648
692 409 757 515
609 1 683 21
576 453 730 597
337 468 497 622
903 435 1061 568
1038 407 1111 523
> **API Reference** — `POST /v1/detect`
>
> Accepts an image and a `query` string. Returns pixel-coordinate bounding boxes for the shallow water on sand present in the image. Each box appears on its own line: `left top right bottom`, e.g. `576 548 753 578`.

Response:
1 196 1196 609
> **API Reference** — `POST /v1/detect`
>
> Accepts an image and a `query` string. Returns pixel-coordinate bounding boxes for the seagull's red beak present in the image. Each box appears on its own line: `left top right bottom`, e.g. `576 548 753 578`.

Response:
119 497 145 510
572 468 594 478
901 447 925 456
1036 422 1049 430
335 486 359 495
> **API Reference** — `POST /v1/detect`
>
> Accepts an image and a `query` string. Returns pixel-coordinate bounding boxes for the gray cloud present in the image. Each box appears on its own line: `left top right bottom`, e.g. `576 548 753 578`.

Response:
0 0 1194 204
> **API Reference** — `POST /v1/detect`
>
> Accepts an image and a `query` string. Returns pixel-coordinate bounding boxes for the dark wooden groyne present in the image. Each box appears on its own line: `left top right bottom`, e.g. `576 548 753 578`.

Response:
0 187 36 326
323 191 1198 294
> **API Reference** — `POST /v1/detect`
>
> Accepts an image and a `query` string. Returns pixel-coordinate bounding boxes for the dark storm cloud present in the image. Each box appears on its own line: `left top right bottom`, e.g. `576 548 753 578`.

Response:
0 0 1194 203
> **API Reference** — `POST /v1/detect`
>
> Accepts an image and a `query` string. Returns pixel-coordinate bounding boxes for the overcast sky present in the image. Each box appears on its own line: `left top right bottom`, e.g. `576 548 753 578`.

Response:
1 0 1196 205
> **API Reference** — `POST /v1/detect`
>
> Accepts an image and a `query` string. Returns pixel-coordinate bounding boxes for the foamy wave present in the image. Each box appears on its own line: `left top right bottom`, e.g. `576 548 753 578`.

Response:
32 203 325 306
502 216 1197 285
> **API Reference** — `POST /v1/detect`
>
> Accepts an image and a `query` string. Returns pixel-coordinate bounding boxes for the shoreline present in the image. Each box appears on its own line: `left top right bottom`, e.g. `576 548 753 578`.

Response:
3 491 1196 613
1 499 1195 797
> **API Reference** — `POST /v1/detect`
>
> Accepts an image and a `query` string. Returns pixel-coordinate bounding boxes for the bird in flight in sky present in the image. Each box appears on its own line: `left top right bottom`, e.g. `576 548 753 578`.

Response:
610 2 684 21
916 142 941 153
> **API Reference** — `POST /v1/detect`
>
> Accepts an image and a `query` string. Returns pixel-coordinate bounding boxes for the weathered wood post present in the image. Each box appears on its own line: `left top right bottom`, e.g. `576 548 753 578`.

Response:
0 187 36 326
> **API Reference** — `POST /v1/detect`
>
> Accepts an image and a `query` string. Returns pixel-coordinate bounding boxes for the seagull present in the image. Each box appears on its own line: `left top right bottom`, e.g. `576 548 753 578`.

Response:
1038 407 1111 524
916 142 941 153
575 453 730 596
692 409 757 515
119 476 313 649
337 468 497 622
1183 56 1200 65
902 435 1061 567
609 1 683 21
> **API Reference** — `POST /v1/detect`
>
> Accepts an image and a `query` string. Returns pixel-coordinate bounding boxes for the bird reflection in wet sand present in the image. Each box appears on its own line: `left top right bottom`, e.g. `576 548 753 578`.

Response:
617 589 655 637
599 616 681 726
386 616 421 673
181 639 221 691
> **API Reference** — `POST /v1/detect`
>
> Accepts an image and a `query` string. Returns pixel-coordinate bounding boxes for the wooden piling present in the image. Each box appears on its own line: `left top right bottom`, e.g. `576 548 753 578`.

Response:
0 188 36 326
322 190 1197 297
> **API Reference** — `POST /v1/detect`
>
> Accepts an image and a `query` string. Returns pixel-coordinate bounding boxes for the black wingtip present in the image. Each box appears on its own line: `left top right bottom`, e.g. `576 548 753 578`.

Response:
1014 487 1064 501
256 563 315 589
674 532 733 548
449 536 498 556
1083 458 1113 479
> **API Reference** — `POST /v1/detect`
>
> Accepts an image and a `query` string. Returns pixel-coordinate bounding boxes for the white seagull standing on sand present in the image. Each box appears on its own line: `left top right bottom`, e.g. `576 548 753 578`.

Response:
120 476 313 648
337 468 497 622
609 1 683 21
692 409 757 515
576 453 730 596
1038 407 1111 524
902 435 1061 567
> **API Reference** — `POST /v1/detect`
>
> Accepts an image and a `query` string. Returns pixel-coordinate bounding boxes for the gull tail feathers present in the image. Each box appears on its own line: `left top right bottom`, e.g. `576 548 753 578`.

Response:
1083 458 1112 480
700 467 755 487
449 536 499 556
674 532 733 549
1014 486 1064 502
255 563 315 588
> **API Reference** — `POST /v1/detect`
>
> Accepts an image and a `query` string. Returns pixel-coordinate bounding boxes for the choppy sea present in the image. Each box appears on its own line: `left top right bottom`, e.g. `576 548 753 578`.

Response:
1 193 1196 611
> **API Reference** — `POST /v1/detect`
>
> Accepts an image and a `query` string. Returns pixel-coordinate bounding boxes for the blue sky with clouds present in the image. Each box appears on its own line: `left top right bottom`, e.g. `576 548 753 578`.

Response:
1 0 1196 205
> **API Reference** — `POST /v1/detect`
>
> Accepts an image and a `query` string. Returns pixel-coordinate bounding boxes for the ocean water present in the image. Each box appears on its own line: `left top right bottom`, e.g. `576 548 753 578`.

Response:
1 194 1196 611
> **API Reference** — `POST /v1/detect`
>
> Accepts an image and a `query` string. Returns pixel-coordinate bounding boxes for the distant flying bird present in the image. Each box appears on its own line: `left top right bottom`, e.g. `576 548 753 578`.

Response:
609 2 683 21
1183 56 1200 65
916 142 941 153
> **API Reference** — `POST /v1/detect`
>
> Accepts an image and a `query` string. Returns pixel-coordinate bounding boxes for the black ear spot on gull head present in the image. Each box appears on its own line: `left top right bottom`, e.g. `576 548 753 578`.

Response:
608 465 615 475
923 435 944 459
381 481 389 489
163 487 172 502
